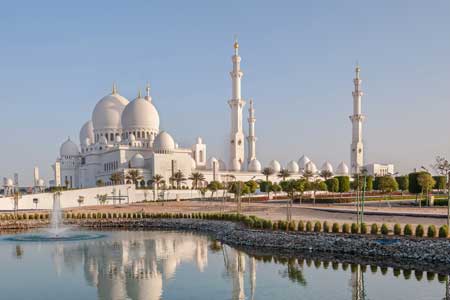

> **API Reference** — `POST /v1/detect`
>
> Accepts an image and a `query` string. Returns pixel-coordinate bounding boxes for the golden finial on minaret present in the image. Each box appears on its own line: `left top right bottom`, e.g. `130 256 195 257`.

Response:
233 35 239 55
112 82 118 94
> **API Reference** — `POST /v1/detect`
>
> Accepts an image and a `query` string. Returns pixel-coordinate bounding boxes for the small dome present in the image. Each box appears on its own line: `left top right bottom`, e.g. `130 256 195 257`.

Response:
190 157 197 170
92 91 129 130
336 162 349 175
130 153 145 168
5 178 13 187
79 120 94 146
268 160 281 173
153 131 175 153
99 136 108 145
115 135 122 143
287 160 299 173
218 160 227 171
305 161 318 174
248 159 262 172
207 157 219 170
321 161 334 173
121 95 160 133
60 138 80 157
129 133 136 142
298 155 311 170
38 179 45 186
231 158 242 171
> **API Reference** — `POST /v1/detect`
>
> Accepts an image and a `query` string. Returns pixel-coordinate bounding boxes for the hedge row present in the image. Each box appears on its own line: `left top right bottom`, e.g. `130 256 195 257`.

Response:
0 213 50 221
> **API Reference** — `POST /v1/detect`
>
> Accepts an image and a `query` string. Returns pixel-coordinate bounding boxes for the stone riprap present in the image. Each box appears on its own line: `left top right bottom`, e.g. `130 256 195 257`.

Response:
70 218 450 274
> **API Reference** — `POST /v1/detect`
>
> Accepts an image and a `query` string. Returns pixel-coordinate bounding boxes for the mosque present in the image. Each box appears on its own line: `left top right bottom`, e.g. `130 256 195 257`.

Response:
53 40 390 190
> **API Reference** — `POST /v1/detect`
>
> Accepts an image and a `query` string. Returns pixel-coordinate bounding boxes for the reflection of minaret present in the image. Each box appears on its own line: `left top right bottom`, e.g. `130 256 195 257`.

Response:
247 99 257 166
196 240 208 272
232 252 246 300
351 265 365 300
349 64 365 175
249 257 256 300
228 38 246 171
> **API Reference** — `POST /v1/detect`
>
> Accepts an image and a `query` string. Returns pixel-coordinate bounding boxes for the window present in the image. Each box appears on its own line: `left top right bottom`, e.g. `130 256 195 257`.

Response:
142 131 145 138
110 133 114 141
199 150 204 162
137 131 141 138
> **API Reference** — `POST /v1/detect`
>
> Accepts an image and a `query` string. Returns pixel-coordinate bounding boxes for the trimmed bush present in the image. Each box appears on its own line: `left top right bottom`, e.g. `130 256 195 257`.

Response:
394 224 402 235
332 223 340 233
314 221 322 232
381 224 389 235
297 220 305 232
342 223 350 234
306 221 313 232
279 220 287 231
439 225 448 238
415 224 424 237
370 223 378 235
361 223 368 234
272 222 279 230
351 223 359 234
404 224 413 236
427 225 436 238
323 221 330 233
288 220 297 231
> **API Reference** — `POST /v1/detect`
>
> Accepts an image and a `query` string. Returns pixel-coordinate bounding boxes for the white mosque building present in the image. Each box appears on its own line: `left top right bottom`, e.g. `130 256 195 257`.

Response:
53 40 391 189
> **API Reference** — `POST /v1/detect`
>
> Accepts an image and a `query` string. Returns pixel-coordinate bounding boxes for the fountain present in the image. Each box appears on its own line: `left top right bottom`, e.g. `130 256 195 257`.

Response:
3 192 105 242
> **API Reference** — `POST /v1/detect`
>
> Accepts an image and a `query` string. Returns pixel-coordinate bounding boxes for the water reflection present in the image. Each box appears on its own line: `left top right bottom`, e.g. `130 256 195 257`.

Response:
3 230 450 300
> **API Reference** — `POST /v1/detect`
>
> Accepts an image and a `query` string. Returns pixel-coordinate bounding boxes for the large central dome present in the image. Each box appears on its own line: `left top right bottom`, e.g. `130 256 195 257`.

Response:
121 95 160 133
92 90 129 131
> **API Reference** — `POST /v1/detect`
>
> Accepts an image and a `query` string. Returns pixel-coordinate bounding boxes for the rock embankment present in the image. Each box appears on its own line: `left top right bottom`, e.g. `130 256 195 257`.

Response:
72 218 450 274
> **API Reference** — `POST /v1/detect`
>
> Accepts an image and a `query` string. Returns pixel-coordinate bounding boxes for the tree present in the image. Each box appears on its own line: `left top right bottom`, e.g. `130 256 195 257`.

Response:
261 167 275 181
96 179 105 187
33 198 39 209
433 176 446 191
325 178 339 193
303 170 314 182
77 196 85 207
335 176 350 193
417 173 435 206
271 183 282 198
395 176 409 195
189 172 205 189
280 179 305 221
259 181 272 199
126 169 143 188
319 170 333 181
378 176 399 197
207 181 223 199
109 172 123 185
245 180 259 203
310 179 326 205
432 156 450 177
170 170 186 189
278 169 291 181
365 175 374 191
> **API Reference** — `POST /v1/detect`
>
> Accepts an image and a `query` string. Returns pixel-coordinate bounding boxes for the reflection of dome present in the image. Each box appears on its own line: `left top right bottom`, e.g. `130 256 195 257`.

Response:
130 153 145 168
287 160 299 173
305 161 317 174
60 138 80 157
298 155 310 170
207 157 218 170
92 90 129 130
79 120 94 146
321 161 334 173
218 160 227 171
121 95 159 134
336 162 349 175
153 131 175 153
268 160 281 173
248 159 262 172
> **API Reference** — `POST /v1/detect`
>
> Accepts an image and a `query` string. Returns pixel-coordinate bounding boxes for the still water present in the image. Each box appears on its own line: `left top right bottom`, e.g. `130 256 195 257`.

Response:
0 230 448 300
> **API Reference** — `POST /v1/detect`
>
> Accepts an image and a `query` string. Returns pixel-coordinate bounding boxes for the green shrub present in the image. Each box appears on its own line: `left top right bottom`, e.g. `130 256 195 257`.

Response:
439 225 448 238
323 221 330 233
394 224 402 235
288 220 296 231
279 220 288 231
370 224 378 235
427 225 436 238
314 221 322 232
415 224 424 237
351 223 359 234
297 220 305 232
361 223 368 234
342 223 350 234
332 223 340 233
81 213 86 219
404 224 412 236
381 224 389 235
306 221 313 232
272 222 278 230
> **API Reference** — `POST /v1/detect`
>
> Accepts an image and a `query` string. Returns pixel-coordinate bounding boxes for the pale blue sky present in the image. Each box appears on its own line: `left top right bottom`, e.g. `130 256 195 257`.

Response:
1 0 450 185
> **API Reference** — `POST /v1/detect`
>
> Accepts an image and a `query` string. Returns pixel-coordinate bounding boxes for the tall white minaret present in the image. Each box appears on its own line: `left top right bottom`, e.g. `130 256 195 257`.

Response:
247 99 256 165
228 39 246 170
349 64 365 174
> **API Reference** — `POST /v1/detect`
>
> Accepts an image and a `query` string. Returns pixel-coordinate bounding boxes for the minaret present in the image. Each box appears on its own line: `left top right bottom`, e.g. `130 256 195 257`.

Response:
349 64 365 174
247 99 256 165
145 82 152 102
228 39 245 170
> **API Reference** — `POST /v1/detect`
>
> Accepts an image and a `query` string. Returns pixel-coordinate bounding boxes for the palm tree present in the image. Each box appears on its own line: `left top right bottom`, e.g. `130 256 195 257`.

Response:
278 168 291 181
150 174 164 200
189 172 205 189
262 167 275 181
109 172 123 185
126 169 143 187
170 170 187 189
319 170 333 181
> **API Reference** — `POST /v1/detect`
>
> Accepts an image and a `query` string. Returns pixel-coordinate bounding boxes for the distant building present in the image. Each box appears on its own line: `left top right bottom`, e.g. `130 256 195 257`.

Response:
363 163 394 177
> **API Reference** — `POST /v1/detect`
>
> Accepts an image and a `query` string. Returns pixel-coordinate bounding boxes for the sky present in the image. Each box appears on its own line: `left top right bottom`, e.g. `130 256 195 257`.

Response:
1 0 450 185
